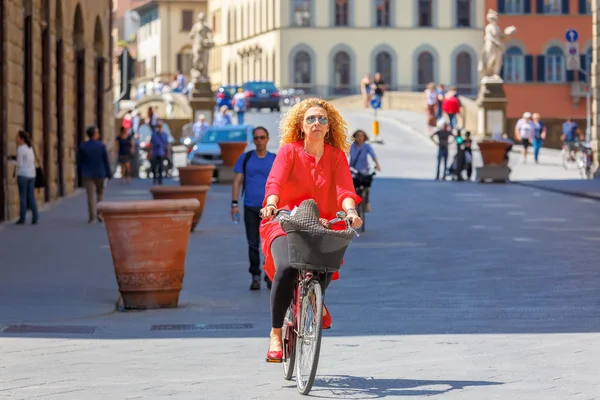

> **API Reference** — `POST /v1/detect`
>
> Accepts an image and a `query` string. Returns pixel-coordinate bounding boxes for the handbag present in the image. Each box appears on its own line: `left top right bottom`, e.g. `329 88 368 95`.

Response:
32 147 45 189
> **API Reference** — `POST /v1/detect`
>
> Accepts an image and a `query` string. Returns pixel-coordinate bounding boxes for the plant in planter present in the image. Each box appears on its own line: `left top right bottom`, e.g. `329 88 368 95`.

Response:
218 142 247 167
479 140 511 166
97 198 199 309
150 185 210 231
178 164 216 186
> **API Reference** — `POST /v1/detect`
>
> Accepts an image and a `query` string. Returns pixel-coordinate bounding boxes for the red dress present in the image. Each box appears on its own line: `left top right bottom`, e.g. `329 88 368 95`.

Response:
260 140 361 281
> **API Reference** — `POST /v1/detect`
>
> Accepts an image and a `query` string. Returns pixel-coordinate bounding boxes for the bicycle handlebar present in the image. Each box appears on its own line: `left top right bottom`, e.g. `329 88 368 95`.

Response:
260 208 357 234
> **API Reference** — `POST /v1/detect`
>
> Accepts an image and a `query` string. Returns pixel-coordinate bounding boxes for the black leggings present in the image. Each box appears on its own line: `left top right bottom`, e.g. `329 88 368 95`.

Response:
270 236 332 328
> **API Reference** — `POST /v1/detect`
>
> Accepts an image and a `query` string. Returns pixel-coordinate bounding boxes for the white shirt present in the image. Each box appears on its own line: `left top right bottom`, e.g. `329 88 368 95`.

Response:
15 144 36 178
425 89 437 105
516 118 535 140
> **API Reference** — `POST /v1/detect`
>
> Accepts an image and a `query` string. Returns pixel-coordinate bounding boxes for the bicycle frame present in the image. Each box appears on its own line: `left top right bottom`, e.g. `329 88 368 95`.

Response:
291 270 322 337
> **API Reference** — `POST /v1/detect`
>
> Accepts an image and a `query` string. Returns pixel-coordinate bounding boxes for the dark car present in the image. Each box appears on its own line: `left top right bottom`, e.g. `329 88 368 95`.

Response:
216 85 241 109
242 81 280 112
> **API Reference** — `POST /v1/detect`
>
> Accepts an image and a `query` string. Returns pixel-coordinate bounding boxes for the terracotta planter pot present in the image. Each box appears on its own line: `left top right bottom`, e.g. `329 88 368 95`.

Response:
150 185 210 231
219 142 247 167
98 199 199 310
178 164 215 186
479 141 510 166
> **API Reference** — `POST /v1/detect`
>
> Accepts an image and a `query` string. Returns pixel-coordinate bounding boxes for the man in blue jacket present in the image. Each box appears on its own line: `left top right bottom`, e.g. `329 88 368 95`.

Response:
77 125 112 223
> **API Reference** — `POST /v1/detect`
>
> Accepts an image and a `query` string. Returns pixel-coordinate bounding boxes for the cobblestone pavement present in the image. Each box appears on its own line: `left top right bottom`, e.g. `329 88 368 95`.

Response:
1 110 600 399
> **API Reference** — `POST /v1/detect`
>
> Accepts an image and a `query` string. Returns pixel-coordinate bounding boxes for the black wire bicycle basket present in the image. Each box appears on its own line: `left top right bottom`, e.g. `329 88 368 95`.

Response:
279 199 355 272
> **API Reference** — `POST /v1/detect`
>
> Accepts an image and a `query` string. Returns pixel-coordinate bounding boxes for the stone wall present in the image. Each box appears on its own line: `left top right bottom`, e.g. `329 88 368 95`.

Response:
2 0 114 221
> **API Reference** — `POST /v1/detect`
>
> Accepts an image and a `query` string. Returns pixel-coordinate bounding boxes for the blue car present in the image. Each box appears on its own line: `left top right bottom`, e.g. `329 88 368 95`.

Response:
215 85 241 110
187 125 255 170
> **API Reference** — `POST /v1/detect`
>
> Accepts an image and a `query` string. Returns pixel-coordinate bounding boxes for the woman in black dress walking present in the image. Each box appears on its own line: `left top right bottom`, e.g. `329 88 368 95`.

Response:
115 126 134 184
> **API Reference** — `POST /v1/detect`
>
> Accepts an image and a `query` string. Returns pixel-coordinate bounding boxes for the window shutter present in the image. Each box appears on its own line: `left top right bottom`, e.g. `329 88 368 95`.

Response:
524 0 531 13
562 0 570 14
497 0 505 13
536 0 544 13
579 0 588 13
525 55 533 81
567 70 575 82
537 55 545 81
578 55 587 80
500 56 504 79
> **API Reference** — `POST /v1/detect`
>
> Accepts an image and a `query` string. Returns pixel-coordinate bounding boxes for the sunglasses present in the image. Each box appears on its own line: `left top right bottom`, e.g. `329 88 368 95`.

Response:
253 135 267 140
305 116 328 125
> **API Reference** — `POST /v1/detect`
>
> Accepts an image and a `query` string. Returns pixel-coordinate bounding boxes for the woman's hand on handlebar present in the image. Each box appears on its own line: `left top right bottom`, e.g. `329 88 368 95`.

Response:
260 204 277 219
346 212 363 229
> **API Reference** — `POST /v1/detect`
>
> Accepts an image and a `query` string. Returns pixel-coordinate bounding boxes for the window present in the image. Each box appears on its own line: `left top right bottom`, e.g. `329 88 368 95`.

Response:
545 46 565 82
580 0 592 14
417 51 434 90
418 0 432 27
456 0 470 27
177 51 193 74
335 0 350 26
151 55 157 75
503 46 525 82
543 0 561 14
375 51 392 85
505 0 524 14
293 0 311 26
333 51 351 94
182 10 193 31
212 9 221 33
293 51 311 86
376 0 391 26
455 52 472 94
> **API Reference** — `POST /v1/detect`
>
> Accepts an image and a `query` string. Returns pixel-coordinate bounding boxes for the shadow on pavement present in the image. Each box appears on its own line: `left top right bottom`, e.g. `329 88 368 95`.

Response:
1 177 600 339
514 179 600 200
307 375 503 398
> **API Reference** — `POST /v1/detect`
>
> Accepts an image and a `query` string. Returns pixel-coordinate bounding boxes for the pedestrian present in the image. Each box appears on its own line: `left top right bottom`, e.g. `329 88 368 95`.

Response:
430 119 455 180
514 112 535 163
463 131 473 180
213 105 232 126
360 73 372 108
192 114 209 141
531 112 546 163
232 88 247 125
77 125 112 223
149 121 170 185
435 83 446 120
115 126 134 184
561 116 578 161
442 87 461 129
371 72 385 106
231 126 276 290
8 130 39 225
424 82 438 129
349 129 381 212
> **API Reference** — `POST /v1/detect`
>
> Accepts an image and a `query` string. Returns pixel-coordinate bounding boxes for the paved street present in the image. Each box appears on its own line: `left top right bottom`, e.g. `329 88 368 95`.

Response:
1 109 600 399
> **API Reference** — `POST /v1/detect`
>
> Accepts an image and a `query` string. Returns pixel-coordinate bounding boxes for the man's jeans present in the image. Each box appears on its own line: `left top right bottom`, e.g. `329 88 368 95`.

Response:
447 113 457 129
436 148 449 179
244 206 262 277
17 176 39 222
237 111 245 125
151 156 165 183
83 177 104 221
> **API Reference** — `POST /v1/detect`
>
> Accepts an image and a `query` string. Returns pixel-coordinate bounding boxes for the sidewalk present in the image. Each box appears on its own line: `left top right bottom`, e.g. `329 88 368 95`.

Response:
0 180 154 324
355 109 600 201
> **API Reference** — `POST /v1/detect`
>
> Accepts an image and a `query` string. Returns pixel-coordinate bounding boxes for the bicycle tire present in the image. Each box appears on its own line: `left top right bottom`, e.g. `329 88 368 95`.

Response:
295 280 323 395
282 303 296 381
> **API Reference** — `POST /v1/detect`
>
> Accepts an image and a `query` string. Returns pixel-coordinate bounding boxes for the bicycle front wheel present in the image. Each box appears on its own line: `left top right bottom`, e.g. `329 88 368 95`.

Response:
282 304 296 380
295 280 323 395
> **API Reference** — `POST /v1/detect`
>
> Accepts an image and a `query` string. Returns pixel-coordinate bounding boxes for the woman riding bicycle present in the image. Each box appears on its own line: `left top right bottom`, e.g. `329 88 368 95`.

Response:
260 98 363 362
349 129 380 212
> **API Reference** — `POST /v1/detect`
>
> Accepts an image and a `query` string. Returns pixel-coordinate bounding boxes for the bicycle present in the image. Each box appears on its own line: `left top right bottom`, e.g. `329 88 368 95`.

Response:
261 200 358 395
350 167 375 233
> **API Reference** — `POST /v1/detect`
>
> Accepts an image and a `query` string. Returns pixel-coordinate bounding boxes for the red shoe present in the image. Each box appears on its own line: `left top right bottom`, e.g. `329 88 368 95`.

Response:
266 349 283 363
322 304 332 330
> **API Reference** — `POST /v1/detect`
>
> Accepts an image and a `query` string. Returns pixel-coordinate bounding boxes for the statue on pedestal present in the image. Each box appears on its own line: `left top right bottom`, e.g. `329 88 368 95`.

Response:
189 12 214 83
478 9 517 83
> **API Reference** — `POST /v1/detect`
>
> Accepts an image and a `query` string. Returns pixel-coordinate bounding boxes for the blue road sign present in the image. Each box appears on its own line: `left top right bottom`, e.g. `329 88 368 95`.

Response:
565 29 579 43
370 96 381 110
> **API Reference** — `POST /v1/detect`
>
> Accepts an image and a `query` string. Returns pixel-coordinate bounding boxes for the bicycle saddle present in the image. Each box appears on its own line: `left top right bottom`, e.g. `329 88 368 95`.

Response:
279 199 354 271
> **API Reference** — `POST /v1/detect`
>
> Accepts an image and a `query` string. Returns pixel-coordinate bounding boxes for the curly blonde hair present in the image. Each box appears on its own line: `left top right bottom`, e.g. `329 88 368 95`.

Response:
278 98 351 153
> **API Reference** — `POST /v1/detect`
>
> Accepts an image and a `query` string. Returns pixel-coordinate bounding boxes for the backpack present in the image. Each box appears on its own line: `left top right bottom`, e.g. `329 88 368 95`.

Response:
235 96 246 111
241 150 254 197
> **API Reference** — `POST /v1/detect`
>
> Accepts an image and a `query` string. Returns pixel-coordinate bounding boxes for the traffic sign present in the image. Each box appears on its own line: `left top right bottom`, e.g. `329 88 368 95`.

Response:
565 29 579 43
370 96 381 110
564 42 580 70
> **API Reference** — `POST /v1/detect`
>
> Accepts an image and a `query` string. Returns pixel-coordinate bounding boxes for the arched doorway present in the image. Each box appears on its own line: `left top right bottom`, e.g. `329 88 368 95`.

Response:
332 50 351 95
416 51 434 91
455 51 472 95
55 0 64 196
93 16 105 140
0 0 5 220
73 3 85 188
41 0 51 201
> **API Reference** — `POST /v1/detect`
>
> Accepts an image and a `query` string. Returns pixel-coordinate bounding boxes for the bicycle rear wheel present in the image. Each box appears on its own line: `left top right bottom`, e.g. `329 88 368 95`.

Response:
295 280 323 395
282 303 296 380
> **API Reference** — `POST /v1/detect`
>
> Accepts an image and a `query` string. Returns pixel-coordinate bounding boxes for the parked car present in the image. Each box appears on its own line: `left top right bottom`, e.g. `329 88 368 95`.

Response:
242 81 280 112
215 84 241 109
187 125 254 179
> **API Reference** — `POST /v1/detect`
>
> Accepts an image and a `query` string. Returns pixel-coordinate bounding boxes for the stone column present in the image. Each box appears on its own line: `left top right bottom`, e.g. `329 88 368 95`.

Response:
592 0 600 173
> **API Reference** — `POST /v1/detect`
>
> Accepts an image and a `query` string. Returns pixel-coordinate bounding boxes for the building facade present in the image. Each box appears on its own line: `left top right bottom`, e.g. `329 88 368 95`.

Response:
1 0 114 222
133 0 207 87
489 0 593 121
208 0 485 96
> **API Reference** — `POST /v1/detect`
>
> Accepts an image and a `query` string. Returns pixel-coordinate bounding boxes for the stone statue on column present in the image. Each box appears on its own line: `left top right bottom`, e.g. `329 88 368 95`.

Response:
478 9 517 83
189 12 214 83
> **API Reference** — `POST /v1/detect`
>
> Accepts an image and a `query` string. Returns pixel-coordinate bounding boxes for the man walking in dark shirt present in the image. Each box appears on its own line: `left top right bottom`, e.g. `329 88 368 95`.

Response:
430 120 455 180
